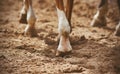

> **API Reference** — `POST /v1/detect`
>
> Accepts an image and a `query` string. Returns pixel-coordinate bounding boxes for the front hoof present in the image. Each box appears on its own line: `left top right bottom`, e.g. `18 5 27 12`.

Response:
24 26 37 37
24 30 37 37
55 50 72 57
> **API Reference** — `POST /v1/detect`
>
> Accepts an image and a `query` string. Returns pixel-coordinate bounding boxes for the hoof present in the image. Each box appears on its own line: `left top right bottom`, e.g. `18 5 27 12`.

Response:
55 50 72 57
19 13 27 24
24 26 37 37
57 35 72 56
115 32 120 36
24 30 37 37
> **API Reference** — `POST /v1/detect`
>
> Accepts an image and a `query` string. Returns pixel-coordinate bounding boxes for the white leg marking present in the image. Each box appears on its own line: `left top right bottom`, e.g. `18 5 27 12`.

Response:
20 5 27 15
57 8 70 35
116 22 120 31
24 5 37 36
27 5 36 26
91 10 107 27
20 0 28 15
56 8 72 52
91 11 100 26
93 11 100 22
115 22 120 36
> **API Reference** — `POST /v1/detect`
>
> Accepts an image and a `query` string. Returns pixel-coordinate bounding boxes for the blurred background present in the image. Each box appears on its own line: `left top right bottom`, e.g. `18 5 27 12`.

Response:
0 0 120 74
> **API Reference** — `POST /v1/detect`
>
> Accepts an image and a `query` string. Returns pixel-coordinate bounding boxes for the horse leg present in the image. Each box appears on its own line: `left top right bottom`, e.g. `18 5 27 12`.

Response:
115 0 120 36
55 0 73 56
91 0 108 27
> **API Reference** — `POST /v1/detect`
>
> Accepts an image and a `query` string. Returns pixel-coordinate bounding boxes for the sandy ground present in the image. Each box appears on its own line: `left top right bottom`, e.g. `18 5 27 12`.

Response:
0 0 120 74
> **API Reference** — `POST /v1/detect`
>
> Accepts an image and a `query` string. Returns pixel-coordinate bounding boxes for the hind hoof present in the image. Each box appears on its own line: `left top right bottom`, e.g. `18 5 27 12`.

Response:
19 13 27 24
91 17 107 27
115 30 120 36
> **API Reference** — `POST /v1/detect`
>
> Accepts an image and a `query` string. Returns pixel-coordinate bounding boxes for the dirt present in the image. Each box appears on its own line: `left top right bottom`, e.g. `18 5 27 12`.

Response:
0 0 120 74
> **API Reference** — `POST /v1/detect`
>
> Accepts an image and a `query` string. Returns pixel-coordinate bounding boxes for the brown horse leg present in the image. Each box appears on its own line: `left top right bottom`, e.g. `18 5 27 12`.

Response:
91 0 108 27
